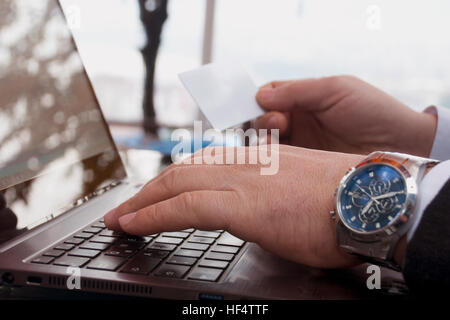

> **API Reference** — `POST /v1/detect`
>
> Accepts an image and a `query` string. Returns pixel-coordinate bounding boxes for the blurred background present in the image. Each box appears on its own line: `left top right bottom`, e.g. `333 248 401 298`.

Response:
59 0 450 151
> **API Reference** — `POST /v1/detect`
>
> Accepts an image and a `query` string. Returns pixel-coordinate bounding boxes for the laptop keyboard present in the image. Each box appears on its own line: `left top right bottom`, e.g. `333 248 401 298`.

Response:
30 219 245 282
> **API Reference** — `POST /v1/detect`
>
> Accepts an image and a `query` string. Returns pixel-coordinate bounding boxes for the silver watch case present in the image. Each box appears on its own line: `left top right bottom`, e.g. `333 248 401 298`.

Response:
335 161 418 242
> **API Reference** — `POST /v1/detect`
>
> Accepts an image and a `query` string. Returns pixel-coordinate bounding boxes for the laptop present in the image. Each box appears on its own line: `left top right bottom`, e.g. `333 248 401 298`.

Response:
0 0 404 299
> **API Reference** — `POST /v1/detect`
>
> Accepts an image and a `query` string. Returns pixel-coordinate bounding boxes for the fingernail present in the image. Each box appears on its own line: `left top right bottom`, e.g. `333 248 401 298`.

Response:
257 88 274 103
103 208 116 227
119 212 136 227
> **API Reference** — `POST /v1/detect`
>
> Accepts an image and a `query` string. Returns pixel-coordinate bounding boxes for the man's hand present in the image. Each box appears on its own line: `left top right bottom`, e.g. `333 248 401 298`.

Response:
104 145 363 268
255 76 437 157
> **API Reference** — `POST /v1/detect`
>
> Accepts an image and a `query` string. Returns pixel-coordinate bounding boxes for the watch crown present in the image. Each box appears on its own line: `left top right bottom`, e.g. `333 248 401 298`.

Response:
334 187 338 196
329 210 336 219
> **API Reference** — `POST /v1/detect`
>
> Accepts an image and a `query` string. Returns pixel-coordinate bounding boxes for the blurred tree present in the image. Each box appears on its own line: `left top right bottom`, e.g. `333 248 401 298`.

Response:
138 0 169 135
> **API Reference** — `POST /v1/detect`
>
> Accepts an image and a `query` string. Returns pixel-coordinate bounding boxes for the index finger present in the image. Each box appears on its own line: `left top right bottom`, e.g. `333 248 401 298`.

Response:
117 190 236 236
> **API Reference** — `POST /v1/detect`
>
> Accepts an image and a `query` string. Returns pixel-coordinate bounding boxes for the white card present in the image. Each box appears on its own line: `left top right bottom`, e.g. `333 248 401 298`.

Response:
179 62 265 131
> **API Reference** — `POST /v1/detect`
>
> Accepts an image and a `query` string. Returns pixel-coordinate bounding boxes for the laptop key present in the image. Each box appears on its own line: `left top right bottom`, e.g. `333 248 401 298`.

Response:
91 222 105 228
199 259 229 269
64 237 84 245
83 227 102 234
74 232 93 240
143 249 169 259
180 242 209 251
54 256 90 267
147 243 176 251
167 256 197 266
205 252 234 261
193 231 221 238
155 236 183 245
99 230 123 237
55 243 75 251
154 264 190 279
188 236 214 245
115 241 145 251
188 267 223 282
104 246 136 258
80 242 110 251
174 249 203 258
217 233 244 247
121 255 162 275
161 232 190 239
43 250 65 258
90 235 116 244
31 256 54 264
86 255 126 271
69 248 100 258
124 235 147 242
211 245 239 254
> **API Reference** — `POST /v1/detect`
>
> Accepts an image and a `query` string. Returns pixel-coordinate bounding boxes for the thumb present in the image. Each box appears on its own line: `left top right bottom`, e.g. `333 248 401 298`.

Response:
256 77 345 112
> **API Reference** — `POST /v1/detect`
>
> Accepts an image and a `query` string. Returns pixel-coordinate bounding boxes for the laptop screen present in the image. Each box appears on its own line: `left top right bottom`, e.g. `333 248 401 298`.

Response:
0 0 126 245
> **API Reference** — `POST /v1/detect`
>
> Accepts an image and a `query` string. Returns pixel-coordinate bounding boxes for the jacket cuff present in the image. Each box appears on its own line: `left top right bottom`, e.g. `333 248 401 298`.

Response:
403 178 450 295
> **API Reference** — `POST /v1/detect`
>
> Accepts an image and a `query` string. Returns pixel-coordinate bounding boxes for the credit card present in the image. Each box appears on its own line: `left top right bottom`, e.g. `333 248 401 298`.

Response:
179 61 265 131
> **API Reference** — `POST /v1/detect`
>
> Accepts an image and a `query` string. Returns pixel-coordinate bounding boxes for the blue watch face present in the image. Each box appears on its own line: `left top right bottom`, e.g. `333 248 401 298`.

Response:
339 164 407 232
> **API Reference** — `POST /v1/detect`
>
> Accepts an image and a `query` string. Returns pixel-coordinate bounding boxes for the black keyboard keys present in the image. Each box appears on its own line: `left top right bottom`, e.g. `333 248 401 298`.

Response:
43 250 65 258
205 252 234 261
154 264 190 279
83 227 102 234
74 232 93 240
161 231 190 239
31 256 54 264
80 242 110 251
189 236 215 245
64 237 84 245
199 259 229 269
181 242 209 251
104 246 135 258
90 235 116 244
188 267 222 282
69 248 100 258
167 256 197 266
217 233 244 247
86 255 125 271
54 256 90 267
174 249 203 258
54 243 75 251
193 231 221 238
143 249 169 259
211 245 239 254
121 255 162 275
147 242 176 251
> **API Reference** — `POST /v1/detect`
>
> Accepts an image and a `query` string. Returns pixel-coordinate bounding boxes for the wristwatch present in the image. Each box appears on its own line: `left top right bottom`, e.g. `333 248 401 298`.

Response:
331 151 439 271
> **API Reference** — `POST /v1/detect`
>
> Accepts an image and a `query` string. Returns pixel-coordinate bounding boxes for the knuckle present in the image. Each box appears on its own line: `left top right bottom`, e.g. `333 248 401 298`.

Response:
159 165 181 192
141 205 161 227
324 75 359 90
178 191 197 211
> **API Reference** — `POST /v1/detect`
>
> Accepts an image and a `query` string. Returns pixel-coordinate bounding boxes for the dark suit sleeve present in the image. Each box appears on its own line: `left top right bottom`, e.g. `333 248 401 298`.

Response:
403 178 450 295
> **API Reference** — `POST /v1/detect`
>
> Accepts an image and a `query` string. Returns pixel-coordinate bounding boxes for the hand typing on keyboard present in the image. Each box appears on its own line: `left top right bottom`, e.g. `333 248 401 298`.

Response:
104 146 363 269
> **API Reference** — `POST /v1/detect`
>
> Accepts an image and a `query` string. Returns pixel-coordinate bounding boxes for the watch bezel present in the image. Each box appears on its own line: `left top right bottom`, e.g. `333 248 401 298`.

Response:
336 161 418 237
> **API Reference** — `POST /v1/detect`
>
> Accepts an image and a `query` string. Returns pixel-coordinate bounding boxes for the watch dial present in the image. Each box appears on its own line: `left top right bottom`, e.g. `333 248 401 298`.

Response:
339 164 407 232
